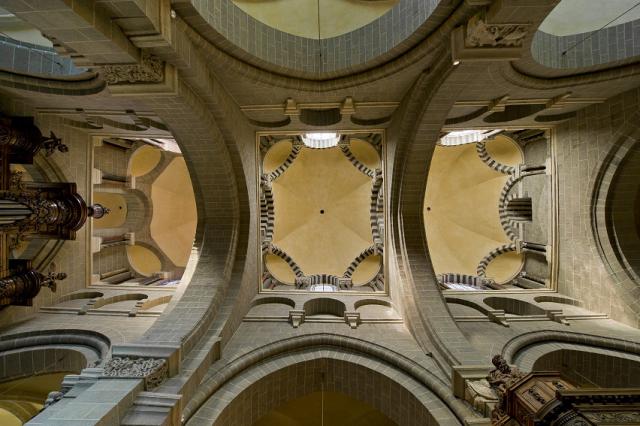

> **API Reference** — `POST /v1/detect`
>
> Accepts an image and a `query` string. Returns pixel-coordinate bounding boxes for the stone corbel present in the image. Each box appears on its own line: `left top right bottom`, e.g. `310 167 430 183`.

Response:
340 97 356 116
546 309 569 325
488 95 509 113
451 10 530 62
452 365 497 421
344 311 360 329
546 92 572 110
76 108 102 129
289 309 305 328
284 98 299 116
487 309 509 327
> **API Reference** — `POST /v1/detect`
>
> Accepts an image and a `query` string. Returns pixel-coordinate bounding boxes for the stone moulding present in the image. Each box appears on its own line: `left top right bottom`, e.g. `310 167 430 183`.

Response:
102 356 168 390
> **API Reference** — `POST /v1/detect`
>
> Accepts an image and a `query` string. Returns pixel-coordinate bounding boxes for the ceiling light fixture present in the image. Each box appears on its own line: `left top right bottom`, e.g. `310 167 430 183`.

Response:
302 132 340 149
439 129 502 146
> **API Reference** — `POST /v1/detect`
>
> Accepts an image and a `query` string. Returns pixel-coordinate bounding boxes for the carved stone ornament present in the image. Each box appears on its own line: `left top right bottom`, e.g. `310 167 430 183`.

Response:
465 14 528 48
44 390 67 408
584 411 640 423
102 356 168 389
102 53 164 85
487 354 526 420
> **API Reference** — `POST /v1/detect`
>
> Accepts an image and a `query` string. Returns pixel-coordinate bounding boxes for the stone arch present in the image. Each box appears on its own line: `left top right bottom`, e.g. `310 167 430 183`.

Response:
0 330 110 371
533 295 581 306
251 297 296 309
182 334 474 424
248 297 296 316
389 46 485 368
194 352 455 426
0 330 107 425
445 297 491 317
0 347 86 382
57 291 104 303
303 298 347 317
0 69 104 95
138 295 173 312
354 299 393 310
519 344 640 388
591 112 640 319
507 334 640 389
354 299 396 319
91 293 148 310
502 330 640 366
483 296 546 316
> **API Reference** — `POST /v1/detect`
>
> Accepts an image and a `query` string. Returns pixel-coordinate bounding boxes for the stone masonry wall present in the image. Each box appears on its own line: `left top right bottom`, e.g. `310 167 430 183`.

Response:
555 87 640 326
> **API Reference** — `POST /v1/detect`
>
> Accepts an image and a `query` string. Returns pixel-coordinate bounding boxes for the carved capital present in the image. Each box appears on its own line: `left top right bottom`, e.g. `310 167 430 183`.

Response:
102 356 168 390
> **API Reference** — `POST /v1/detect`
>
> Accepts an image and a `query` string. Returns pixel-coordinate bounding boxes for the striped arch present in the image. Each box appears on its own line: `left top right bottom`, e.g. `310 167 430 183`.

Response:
498 175 525 241
267 142 303 181
499 193 520 241
437 273 495 290
370 169 384 246
265 243 304 278
343 245 380 278
476 141 517 175
260 174 275 243
339 143 376 177
476 243 518 277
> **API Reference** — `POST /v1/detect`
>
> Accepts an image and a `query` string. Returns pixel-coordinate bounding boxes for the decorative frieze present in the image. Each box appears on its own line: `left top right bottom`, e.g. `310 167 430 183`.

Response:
102 53 164 85
102 356 168 390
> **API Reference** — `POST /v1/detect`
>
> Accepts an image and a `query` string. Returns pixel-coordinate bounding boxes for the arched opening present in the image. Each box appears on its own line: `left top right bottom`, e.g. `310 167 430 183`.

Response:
303 298 346 317
254 390 396 426
533 348 640 388
608 144 640 280
188 353 459 425
484 296 546 316
0 373 70 425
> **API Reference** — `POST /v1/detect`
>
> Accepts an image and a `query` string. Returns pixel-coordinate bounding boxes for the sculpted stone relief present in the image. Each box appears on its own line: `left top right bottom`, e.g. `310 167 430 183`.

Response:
103 356 168 389
465 14 528 48
102 53 164 85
